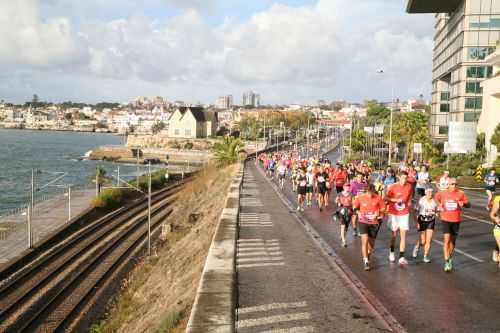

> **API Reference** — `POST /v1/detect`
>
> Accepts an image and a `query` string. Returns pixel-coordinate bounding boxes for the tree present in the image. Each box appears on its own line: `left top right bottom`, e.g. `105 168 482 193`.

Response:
366 100 390 122
391 112 431 161
490 123 500 149
212 136 244 166
152 121 166 134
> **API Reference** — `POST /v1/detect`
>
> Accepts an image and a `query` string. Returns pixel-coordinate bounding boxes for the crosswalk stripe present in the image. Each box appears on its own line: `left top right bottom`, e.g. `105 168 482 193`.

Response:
237 312 311 328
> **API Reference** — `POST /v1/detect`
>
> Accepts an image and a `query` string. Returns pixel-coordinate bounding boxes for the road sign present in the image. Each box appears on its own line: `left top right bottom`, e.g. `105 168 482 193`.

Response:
448 122 477 154
444 142 452 155
413 143 423 154
374 125 385 135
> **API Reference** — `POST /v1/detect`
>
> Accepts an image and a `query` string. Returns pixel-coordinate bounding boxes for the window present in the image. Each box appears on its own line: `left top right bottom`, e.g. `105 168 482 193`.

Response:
185 129 191 136
441 92 450 101
439 126 449 135
468 47 495 60
440 104 450 112
464 112 480 122
174 129 179 135
465 97 483 109
466 82 483 93
466 66 493 78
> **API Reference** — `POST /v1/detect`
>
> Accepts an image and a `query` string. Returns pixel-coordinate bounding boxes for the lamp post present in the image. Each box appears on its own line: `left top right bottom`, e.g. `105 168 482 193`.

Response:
377 69 394 166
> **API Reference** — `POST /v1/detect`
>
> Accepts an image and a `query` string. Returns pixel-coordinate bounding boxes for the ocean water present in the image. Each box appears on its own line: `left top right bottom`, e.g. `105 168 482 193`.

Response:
0 129 136 215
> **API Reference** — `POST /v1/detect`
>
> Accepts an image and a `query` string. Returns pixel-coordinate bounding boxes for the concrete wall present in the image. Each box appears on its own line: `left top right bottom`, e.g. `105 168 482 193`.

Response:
480 75 500 165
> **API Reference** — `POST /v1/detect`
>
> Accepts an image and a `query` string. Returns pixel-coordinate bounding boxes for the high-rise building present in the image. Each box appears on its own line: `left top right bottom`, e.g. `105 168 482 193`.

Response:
407 0 500 140
242 91 261 107
215 95 233 109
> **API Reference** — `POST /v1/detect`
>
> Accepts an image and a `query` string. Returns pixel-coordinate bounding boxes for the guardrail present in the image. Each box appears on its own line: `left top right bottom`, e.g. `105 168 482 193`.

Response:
186 164 243 333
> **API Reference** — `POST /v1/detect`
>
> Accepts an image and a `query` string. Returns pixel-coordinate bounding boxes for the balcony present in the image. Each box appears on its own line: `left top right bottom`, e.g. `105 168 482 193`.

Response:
406 0 462 13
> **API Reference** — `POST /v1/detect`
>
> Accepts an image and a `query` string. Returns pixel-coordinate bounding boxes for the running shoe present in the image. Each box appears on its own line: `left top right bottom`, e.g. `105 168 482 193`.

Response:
352 229 357 237
389 252 396 263
398 257 408 265
412 245 419 258
449 258 454 271
296 206 301 212
444 260 452 272
423 255 431 263
493 250 499 263
342 240 347 248
364 261 371 271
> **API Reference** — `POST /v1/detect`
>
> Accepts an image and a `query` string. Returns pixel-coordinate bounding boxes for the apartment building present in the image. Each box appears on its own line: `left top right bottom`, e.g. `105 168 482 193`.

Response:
407 0 500 139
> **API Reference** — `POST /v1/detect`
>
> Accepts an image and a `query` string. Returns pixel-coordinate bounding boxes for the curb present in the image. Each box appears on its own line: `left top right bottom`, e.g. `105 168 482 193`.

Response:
256 165 408 333
186 164 244 333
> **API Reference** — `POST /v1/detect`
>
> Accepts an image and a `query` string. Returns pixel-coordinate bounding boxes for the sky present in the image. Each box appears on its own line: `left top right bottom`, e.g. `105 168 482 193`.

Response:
0 0 435 105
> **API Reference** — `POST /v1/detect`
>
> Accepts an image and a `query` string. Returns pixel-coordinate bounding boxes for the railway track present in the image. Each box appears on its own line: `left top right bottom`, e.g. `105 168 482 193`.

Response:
0 181 184 333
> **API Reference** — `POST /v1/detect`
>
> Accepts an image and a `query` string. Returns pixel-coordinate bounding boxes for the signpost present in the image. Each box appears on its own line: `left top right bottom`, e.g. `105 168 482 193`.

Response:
447 122 477 154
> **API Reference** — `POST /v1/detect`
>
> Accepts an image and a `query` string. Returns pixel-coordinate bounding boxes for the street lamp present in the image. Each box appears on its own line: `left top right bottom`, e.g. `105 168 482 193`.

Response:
377 69 394 166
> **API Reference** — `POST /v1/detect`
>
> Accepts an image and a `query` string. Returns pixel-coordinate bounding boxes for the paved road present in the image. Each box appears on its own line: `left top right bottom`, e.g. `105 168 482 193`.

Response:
236 163 390 333
264 150 500 333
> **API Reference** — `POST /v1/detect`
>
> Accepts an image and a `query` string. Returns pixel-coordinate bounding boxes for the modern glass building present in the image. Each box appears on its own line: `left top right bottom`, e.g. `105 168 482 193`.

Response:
407 0 500 139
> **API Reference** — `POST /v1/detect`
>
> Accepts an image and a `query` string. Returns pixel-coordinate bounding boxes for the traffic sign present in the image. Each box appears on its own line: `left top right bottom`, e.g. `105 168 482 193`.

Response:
413 143 423 154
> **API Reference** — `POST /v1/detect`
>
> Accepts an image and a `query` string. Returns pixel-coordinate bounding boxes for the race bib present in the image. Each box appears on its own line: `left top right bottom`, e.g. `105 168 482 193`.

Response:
488 180 495 186
445 201 458 211
362 212 377 222
318 176 325 182
299 180 307 186
425 208 435 216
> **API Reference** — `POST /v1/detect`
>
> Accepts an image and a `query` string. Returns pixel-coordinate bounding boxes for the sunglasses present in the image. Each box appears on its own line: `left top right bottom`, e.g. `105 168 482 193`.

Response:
449 183 457 185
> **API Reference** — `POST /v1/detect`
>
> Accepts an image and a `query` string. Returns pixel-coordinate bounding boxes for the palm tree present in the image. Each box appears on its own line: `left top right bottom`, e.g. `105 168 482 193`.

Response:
212 136 245 166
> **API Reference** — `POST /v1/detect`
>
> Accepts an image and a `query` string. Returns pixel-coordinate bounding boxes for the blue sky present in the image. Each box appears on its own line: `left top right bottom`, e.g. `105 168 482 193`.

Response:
1 0 435 104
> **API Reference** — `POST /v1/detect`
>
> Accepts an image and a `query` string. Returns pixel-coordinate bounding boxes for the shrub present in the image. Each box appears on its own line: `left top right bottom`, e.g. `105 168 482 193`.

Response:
183 142 194 150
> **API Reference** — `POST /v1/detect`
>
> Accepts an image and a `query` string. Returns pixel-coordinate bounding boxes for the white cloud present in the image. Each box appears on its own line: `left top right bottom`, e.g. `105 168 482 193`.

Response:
0 0 435 104
0 0 85 67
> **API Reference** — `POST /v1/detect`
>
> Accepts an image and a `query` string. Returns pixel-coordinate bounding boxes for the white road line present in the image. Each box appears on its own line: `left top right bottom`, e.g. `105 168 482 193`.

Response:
238 302 308 314
237 312 311 328
238 239 280 242
237 257 285 263
238 262 286 268
462 214 493 226
238 243 281 248
238 246 281 252
237 251 283 257
259 326 315 333
432 240 485 263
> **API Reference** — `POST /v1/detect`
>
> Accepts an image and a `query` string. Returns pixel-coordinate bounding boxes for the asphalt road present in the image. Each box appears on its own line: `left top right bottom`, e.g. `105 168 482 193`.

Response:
268 150 500 333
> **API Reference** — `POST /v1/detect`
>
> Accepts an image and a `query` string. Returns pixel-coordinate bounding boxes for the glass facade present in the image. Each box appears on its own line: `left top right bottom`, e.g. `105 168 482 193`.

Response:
430 0 500 139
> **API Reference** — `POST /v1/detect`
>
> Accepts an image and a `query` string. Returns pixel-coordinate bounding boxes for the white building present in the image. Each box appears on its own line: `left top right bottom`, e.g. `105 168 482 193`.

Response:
216 95 233 109
242 91 261 107
168 107 217 139
407 0 500 140
479 49 500 165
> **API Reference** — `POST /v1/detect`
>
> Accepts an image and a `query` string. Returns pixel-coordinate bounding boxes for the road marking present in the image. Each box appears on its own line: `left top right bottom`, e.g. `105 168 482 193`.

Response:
259 327 314 333
237 312 311 328
462 214 492 226
238 302 308 314
238 239 280 243
238 256 285 263
238 247 281 252
237 251 283 257
237 262 286 268
432 239 485 263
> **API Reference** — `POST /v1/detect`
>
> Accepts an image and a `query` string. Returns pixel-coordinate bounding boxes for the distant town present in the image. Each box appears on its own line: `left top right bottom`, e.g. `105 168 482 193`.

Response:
0 91 429 137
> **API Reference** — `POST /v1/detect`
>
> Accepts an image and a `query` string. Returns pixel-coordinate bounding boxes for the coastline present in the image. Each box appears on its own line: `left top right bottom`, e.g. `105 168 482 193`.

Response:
0 124 116 135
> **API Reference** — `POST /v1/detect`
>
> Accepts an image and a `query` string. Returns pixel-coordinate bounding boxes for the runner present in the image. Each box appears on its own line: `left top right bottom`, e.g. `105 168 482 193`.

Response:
334 164 348 194
291 164 298 192
353 184 386 271
268 157 276 179
305 166 315 207
296 168 307 212
435 178 470 272
416 165 430 197
386 171 413 265
412 186 438 263
437 170 450 191
335 183 354 247
277 161 287 190
484 169 498 209
489 194 500 268
315 166 329 212
351 173 368 236
383 167 396 193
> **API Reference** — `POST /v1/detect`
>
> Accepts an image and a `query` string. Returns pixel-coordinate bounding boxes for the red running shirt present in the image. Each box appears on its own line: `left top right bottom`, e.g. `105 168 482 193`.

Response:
353 193 385 225
435 190 469 223
386 183 413 216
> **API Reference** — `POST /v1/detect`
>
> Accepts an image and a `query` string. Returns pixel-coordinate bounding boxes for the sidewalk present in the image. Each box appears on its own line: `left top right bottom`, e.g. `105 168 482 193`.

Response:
236 162 388 333
0 189 95 264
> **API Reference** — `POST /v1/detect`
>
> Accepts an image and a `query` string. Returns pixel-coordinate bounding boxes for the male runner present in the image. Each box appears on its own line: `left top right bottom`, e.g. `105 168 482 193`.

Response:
435 178 470 272
335 183 354 247
296 168 307 212
315 166 329 212
305 166 315 207
489 194 500 267
386 171 413 265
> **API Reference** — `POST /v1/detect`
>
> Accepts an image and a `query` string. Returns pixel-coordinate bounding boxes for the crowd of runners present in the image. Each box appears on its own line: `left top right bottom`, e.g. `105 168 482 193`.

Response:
258 149 500 272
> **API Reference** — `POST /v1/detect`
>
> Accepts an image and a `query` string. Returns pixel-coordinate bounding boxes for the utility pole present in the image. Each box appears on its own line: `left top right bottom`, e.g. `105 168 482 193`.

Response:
148 162 152 256
117 166 120 186
95 168 99 196
67 186 71 222
28 169 34 249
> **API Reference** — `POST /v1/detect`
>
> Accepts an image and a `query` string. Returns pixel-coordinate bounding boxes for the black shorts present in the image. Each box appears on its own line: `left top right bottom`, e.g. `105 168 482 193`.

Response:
279 173 286 180
358 223 381 239
417 216 436 231
336 210 352 226
442 221 460 236
416 188 425 197
298 186 306 195
336 186 343 193
318 185 327 194
306 185 313 193
486 186 496 192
